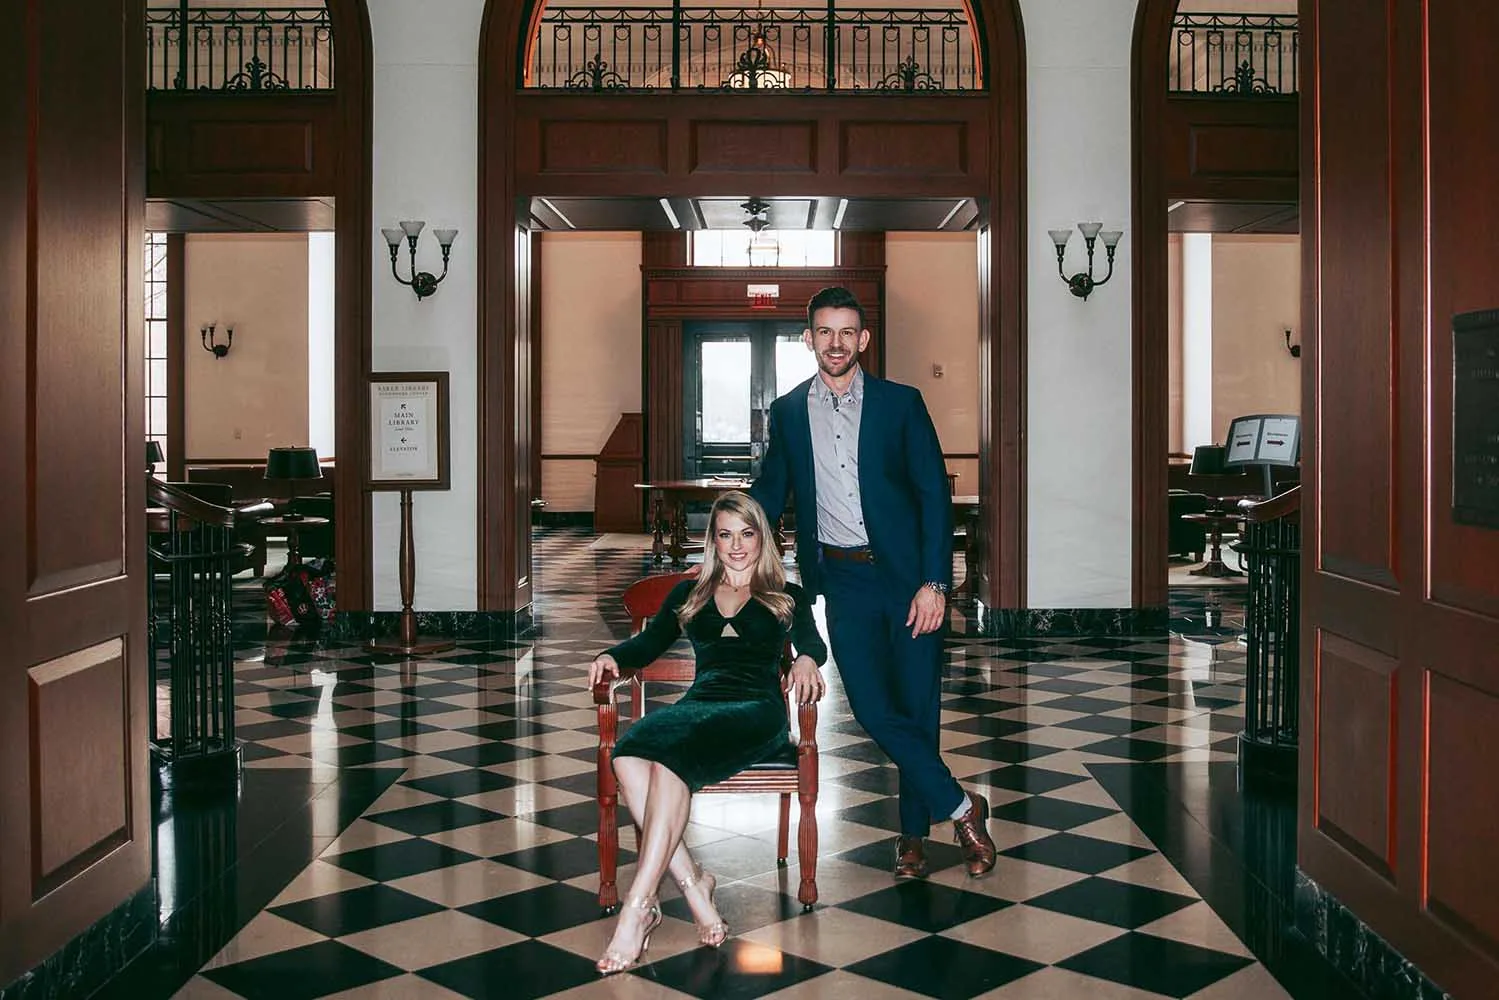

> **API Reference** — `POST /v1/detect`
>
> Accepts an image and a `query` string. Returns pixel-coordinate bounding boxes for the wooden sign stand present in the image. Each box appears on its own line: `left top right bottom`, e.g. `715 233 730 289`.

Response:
364 371 455 657
365 489 454 656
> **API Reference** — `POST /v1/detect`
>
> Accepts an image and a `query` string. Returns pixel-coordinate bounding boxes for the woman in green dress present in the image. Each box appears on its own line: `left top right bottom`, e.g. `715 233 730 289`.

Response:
587 491 828 975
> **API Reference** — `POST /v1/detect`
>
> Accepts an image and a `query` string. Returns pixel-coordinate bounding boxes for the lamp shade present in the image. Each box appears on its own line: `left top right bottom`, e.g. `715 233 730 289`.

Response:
145 440 165 466
265 447 322 481
1189 444 1228 477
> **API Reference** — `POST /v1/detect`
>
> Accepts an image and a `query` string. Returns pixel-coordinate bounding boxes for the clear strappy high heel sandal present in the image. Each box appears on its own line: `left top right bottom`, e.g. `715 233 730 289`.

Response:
676 863 729 947
596 894 663 975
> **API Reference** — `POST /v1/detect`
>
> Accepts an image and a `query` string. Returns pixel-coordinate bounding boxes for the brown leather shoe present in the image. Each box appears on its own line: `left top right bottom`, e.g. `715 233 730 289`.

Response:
893 836 929 879
952 793 997 877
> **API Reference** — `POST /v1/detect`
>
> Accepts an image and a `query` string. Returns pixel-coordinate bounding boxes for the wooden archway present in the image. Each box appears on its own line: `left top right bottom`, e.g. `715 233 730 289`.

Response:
478 0 1028 616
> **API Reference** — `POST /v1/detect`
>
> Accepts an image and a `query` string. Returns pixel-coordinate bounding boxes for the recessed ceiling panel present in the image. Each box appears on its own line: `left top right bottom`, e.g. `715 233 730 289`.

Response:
1167 200 1299 234
838 198 975 232
695 198 815 230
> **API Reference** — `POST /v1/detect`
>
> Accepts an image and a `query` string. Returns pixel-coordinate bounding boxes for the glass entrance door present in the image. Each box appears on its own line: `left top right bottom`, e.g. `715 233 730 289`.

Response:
684 321 818 479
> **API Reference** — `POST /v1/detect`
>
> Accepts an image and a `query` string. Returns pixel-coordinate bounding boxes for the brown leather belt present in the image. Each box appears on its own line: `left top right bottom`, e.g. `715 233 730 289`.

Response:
821 544 875 564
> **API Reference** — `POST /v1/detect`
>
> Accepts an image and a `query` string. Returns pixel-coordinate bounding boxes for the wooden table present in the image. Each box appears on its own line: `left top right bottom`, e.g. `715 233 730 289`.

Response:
636 479 756 565
1182 511 1243 578
258 514 329 568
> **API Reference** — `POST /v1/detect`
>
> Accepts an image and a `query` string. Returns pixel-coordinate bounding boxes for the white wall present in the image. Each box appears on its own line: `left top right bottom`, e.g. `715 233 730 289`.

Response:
308 232 336 460
885 233 981 492
369 0 484 611
1023 0 1136 608
183 233 310 460
1181 232 1215 451
539 233 644 511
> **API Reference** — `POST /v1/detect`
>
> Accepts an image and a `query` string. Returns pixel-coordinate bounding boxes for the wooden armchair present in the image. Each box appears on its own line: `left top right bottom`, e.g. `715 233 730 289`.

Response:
593 572 820 915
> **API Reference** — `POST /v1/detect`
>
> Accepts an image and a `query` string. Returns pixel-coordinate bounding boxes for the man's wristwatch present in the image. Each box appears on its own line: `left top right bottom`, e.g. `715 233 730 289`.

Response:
923 581 949 596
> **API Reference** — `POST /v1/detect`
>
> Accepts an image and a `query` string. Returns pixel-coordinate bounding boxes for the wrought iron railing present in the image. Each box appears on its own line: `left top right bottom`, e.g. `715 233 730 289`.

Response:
1170 13 1297 96
1234 487 1300 784
147 6 334 91
148 479 248 786
528 4 979 92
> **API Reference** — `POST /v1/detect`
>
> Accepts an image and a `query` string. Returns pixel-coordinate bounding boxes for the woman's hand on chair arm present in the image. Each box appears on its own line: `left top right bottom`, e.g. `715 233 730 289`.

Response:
789 655 825 704
589 653 621 690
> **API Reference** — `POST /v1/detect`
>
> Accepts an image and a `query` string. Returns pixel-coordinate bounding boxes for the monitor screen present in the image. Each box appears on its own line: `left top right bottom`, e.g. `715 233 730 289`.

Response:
1223 413 1301 468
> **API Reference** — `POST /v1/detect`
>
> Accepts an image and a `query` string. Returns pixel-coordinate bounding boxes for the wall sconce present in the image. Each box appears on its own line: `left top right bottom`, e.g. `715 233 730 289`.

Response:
201 322 233 358
1283 329 1302 358
381 221 458 301
1049 223 1123 300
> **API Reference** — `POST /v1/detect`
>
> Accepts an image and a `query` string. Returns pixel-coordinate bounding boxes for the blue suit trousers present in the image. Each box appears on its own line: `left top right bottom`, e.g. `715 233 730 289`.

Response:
820 557 966 835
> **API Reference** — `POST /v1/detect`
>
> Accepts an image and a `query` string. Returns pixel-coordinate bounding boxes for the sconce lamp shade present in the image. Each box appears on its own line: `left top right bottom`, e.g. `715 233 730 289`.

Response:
1189 444 1228 477
433 228 458 249
145 440 165 467
1078 222 1103 240
380 228 403 249
398 220 425 239
1047 229 1072 249
1100 230 1124 248
265 447 323 481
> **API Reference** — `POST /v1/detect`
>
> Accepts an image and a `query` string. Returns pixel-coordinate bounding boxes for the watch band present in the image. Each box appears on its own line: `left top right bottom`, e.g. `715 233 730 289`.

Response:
924 581 949 595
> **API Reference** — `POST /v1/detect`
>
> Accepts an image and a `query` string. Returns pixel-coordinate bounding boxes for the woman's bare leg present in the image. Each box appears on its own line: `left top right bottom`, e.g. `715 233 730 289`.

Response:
613 757 722 929
600 759 693 966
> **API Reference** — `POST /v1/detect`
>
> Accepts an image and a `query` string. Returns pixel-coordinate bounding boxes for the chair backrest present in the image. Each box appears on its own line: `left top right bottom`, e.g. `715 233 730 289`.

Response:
621 571 696 631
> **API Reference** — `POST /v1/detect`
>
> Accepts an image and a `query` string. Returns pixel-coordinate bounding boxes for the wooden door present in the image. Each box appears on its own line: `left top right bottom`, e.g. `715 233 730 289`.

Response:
1301 1 1499 993
0 0 151 985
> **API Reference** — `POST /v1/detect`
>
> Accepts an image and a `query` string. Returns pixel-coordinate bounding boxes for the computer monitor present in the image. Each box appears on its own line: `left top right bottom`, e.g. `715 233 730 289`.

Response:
1223 413 1300 496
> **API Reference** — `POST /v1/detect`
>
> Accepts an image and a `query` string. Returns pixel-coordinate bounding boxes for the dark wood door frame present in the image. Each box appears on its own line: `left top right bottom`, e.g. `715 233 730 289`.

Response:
1132 1 1301 608
1132 0 1176 610
480 0 1027 614
328 0 375 609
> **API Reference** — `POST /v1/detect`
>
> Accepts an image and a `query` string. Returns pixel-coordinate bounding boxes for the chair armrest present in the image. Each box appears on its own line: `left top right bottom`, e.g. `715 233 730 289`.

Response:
795 700 819 748
592 668 642 707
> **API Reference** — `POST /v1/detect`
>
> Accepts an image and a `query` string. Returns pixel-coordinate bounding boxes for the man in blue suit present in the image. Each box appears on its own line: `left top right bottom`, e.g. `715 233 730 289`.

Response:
750 286 996 879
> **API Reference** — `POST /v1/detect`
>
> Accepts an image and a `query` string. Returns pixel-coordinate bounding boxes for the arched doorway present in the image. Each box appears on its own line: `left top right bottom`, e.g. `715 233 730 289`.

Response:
1132 0 1300 608
476 0 1027 617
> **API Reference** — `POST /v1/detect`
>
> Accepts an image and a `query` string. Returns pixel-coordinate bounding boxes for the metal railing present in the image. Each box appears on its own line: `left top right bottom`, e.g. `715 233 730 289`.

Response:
147 6 334 91
148 479 248 786
1170 13 1297 96
1234 486 1300 784
528 4 979 91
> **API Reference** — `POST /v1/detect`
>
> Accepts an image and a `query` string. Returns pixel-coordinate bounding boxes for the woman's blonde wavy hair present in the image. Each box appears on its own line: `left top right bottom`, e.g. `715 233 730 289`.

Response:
678 491 794 627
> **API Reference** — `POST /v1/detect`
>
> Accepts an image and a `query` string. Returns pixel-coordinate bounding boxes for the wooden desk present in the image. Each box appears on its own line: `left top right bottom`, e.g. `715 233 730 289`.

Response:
636 479 755 565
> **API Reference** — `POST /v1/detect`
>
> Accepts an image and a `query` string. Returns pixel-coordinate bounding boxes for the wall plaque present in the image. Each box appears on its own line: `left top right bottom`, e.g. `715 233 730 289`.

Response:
1453 310 1499 528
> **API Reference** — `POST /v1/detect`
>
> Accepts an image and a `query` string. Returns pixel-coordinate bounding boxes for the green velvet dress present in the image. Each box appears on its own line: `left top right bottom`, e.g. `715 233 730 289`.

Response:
605 579 828 791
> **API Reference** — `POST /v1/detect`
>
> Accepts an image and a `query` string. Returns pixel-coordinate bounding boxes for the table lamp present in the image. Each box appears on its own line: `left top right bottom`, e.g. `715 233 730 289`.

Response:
145 440 164 475
265 446 322 520
1188 444 1227 477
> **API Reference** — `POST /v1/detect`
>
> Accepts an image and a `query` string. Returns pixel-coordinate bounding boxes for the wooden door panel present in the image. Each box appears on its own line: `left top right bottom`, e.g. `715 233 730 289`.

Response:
0 0 149 985
1425 4 1499 620
1426 672 1499 959
1312 0 1396 588
1313 631 1397 878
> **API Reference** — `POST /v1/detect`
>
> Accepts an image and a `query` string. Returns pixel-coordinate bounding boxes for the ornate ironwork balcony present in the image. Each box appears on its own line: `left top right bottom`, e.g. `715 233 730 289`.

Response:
1170 13 1298 96
527 4 980 92
147 6 334 92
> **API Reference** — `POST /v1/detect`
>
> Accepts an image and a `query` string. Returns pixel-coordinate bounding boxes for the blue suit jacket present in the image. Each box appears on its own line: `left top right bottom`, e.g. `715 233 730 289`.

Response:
750 372 952 598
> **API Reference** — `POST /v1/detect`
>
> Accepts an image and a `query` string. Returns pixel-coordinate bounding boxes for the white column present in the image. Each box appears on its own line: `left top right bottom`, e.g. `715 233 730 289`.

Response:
1181 232 1214 449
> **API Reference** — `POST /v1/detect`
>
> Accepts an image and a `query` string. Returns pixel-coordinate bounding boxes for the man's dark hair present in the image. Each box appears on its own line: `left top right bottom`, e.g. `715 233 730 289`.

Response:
806 286 866 332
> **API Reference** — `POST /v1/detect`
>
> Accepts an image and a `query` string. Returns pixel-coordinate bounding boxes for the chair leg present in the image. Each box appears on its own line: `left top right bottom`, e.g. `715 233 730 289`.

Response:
797 785 818 911
776 793 791 867
598 749 620 914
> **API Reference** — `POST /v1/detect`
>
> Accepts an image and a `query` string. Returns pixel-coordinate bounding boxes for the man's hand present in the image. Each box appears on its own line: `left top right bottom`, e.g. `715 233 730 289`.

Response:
588 653 621 689
906 585 946 637
788 655 825 704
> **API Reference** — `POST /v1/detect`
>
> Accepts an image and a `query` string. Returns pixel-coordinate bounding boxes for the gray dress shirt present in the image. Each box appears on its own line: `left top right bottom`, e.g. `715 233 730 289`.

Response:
807 367 869 547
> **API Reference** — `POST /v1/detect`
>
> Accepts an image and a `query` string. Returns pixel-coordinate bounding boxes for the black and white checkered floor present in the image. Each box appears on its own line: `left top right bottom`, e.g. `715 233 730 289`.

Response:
118 528 1357 1000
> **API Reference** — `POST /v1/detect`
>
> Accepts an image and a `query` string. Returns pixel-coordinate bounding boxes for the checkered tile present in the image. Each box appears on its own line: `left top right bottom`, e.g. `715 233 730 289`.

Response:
165 528 1281 999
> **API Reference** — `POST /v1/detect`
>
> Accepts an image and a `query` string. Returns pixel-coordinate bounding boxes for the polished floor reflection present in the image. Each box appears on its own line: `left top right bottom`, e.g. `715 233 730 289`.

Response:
105 529 1362 999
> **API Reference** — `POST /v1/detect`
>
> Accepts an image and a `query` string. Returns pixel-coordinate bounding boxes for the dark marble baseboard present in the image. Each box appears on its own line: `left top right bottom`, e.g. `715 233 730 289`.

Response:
536 511 594 528
327 608 534 642
1294 870 1452 1000
0 884 155 1000
958 605 1170 637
